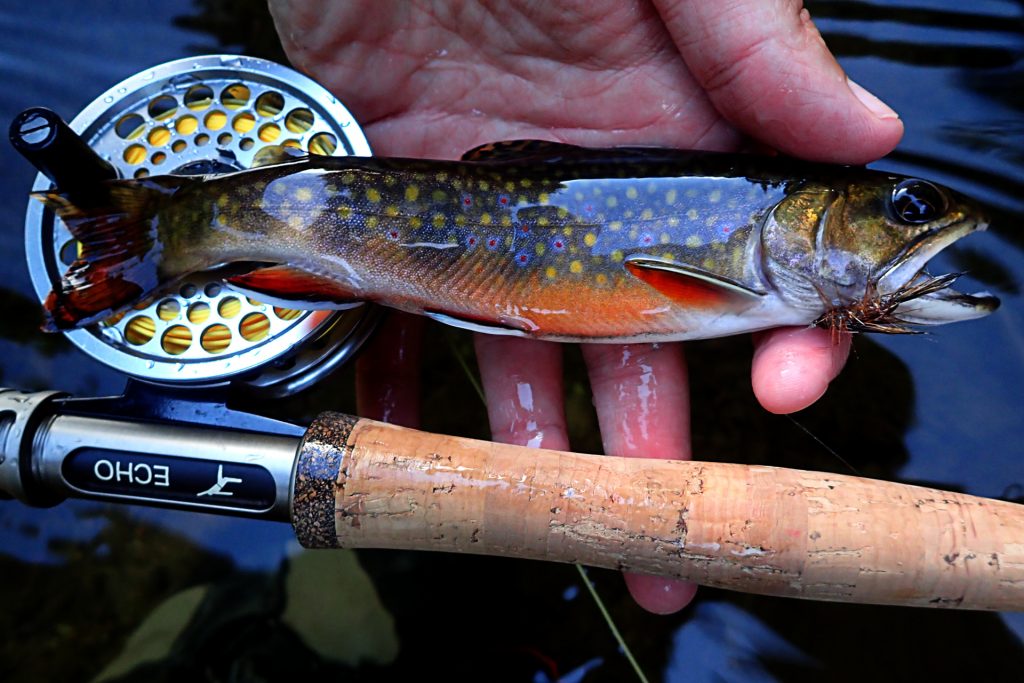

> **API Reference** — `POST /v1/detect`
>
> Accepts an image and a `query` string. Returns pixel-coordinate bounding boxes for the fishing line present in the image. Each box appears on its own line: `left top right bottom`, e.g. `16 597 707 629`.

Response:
786 414 861 476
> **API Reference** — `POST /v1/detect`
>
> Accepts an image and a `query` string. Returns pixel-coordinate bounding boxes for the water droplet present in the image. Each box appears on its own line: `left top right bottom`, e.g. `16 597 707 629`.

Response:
145 360 155 369
116 87 126 94
103 96 114 103
175 363 185 372
142 70 155 81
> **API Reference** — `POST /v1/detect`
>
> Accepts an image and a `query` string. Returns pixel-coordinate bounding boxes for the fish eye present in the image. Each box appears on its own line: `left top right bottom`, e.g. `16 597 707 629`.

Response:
890 179 948 224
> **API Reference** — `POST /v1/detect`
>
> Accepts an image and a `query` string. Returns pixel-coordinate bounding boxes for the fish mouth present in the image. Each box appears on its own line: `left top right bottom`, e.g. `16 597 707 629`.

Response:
876 217 999 325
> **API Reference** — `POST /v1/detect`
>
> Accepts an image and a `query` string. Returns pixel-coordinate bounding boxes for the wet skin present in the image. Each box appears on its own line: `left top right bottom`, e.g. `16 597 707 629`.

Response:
269 0 903 613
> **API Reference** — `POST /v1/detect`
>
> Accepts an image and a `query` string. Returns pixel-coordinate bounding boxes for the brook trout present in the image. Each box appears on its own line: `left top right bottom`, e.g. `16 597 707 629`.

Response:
36 140 998 340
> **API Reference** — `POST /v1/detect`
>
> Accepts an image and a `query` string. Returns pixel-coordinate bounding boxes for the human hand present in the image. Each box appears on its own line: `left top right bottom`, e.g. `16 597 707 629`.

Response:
270 0 902 613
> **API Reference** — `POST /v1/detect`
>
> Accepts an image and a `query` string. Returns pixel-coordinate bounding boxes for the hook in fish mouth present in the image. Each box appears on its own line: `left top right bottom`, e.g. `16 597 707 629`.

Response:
815 273 999 334
818 216 1000 334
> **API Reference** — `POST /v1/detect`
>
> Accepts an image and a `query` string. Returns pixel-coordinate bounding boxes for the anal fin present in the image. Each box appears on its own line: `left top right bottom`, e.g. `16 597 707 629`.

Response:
624 255 763 310
423 308 530 337
225 265 364 311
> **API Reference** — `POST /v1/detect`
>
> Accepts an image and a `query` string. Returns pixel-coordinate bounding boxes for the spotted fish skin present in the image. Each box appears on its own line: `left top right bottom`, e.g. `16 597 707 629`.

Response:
39 143 993 339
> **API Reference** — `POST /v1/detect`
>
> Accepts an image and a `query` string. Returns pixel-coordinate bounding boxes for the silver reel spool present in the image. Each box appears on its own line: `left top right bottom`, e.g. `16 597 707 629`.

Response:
23 55 380 396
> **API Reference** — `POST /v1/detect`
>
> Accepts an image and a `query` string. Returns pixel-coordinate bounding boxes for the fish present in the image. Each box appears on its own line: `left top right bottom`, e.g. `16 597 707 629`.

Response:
34 140 999 342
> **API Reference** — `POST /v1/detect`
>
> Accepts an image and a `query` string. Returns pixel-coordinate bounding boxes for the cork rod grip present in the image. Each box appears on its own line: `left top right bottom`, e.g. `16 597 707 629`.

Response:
292 413 1024 610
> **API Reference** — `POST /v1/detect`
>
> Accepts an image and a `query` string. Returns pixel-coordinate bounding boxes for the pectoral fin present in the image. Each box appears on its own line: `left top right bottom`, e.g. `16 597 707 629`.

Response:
624 255 764 310
225 265 364 310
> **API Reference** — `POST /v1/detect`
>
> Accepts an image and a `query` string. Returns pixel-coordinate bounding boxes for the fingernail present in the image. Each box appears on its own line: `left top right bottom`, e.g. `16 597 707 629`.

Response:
847 77 899 120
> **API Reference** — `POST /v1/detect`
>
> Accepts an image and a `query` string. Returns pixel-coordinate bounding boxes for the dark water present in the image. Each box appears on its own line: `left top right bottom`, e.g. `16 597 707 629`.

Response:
1 1 1022 681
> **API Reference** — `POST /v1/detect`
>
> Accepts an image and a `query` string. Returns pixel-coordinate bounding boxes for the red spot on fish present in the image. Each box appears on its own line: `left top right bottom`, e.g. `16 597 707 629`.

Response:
466 235 478 248
517 253 529 265
498 194 510 206
551 238 565 252
486 237 499 250
520 224 530 235
387 229 400 241
462 194 473 207
722 227 731 234
641 234 653 245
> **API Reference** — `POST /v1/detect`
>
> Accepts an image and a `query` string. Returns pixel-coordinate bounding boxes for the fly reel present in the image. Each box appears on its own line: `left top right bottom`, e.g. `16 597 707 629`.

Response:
18 55 379 396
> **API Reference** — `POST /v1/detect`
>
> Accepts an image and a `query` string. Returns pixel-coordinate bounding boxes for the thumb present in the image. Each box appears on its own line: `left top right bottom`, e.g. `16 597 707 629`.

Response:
655 0 903 164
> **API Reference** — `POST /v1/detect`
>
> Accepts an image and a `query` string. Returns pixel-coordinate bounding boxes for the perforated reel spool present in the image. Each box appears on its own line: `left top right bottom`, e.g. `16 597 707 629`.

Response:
25 55 380 395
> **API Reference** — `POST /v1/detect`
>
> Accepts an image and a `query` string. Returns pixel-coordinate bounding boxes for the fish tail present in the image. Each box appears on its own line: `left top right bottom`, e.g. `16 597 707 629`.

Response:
33 178 191 331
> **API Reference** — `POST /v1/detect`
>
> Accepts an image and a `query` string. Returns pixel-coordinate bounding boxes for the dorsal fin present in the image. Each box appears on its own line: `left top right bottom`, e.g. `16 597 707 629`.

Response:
623 255 764 311
460 139 692 165
461 139 586 162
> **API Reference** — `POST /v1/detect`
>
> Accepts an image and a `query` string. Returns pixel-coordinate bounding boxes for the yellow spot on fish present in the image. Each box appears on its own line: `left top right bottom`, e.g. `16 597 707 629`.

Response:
661 252 675 261
505 236 513 247
611 249 624 262
432 213 445 228
545 266 557 279
685 188 698 198
521 179 532 188
366 216 379 229
505 181 516 192
432 189 447 202
703 257 716 270
583 233 597 247
384 175 397 186
609 220 623 231
537 217 550 227
295 187 313 202
216 214 228 226
341 172 356 184
626 187 638 199
628 228 638 240
501 215 512 227
405 185 420 202
668 217 680 227
287 215 304 229
337 206 352 219
574 191 584 201
538 192 550 204
435 171 448 182
592 187 602 196
606 196 618 208
569 260 583 274
455 215 467 226
217 194 230 208
665 189 677 205
409 216 422 229
709 189 722 203
366 188 381 203
272 182 287 196
556 207 569 219
640 208 654 220
562 227 573 236
478 180 490 191
686 235 703 248
595 273 608 285
660 232 670 244
535 242 546 256
480 213 492 226
384 205 400 217
686 208 699 220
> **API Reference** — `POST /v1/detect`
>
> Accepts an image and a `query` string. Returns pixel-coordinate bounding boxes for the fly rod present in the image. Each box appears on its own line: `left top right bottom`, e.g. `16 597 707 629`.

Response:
2 387 1021 611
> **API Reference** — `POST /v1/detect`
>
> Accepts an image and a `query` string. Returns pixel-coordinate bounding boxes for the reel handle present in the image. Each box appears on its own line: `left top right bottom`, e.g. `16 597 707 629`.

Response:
294 412 1024 611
